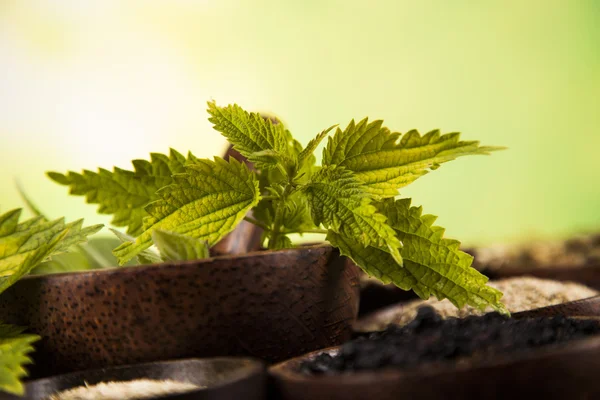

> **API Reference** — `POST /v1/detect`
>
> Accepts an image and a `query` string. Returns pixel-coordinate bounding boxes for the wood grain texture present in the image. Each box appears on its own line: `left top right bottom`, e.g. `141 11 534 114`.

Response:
0 245 360 378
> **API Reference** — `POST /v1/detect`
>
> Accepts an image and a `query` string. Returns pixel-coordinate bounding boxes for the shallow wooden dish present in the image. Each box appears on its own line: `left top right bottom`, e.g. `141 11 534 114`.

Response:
483 264 600 292
355 295 600 333
357 271 417 316
269 328 600 400
513 295 600 318
359 263 600 317
0 358 265 400
0 245 360 378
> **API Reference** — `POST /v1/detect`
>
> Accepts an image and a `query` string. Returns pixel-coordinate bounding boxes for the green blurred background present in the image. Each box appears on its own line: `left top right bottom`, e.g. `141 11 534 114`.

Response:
1 0 598 246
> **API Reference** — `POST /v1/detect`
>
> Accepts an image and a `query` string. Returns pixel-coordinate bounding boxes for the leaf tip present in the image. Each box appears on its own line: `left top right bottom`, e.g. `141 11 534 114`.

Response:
480 145 508 153
112 242 135 266
46 171 70 185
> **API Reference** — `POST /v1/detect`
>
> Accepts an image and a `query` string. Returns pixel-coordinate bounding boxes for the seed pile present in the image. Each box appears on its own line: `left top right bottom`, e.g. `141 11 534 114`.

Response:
300 307 600 374
356 277 598 331
47 379 201 400
471 234 600 271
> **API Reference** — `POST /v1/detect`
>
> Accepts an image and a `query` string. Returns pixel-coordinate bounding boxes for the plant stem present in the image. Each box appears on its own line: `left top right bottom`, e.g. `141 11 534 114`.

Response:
276 164 288 180
284 228 328 235
268 180 294 250
243 216 270 231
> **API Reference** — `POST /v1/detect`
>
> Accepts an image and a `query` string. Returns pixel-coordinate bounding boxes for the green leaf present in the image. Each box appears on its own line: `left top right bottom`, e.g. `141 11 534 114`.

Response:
0 323 39 395
298 125 337 166
113 157 261 265
253 193 317 249
207 101 295 171
328 199 507 313
31 251 95 275
109 229 162 265
302 166 402 265
33 236 124 274
152 230 210 261
251 124 318 190
268 234 293 250
0 210 98 394
280 196 317 234
0 209 102 294
253 194 316 234
247 149 297 174
75 237 123 269
0 210 21 237
48 149 192 235
322 118 504 198
15 184 118 269
52 220 104 255
252 199 274 227
327 231 425 292
137 252 160 266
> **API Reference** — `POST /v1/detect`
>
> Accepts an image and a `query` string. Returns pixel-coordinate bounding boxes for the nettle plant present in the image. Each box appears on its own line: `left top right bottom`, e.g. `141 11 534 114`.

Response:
49 101 507 314
0 101 508 394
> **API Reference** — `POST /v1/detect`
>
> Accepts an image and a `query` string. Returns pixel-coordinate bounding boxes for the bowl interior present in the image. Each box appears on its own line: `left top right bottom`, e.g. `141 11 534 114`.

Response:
1 358 265 400
355 294 600 333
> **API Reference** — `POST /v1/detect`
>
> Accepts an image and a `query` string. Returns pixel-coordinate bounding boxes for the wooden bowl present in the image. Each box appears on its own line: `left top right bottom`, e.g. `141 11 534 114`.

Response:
465 241 600 291
513 295 600 318
0 358 266 400
0 245 360 378
359 261 600 318
358 278 417 316
355 295 600 333
484 264 600 292
269 329 600 400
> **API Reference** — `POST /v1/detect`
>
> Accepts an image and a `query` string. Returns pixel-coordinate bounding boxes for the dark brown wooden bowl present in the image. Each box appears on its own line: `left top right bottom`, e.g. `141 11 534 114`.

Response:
357 277 417 317
0 358 265 400
513 295 600 318
359 262 600 317
269 328 600 400
484 264 600 291
355 295 600 333
0 245 360 378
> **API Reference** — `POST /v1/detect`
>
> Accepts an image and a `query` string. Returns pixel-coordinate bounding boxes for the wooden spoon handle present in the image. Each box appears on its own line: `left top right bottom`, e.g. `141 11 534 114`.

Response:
210 145 264 256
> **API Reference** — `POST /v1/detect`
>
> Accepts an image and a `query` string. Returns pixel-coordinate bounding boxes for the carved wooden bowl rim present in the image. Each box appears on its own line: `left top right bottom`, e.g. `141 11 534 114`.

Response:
17 243 334 281
355 295 600 332
480 262 600 274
